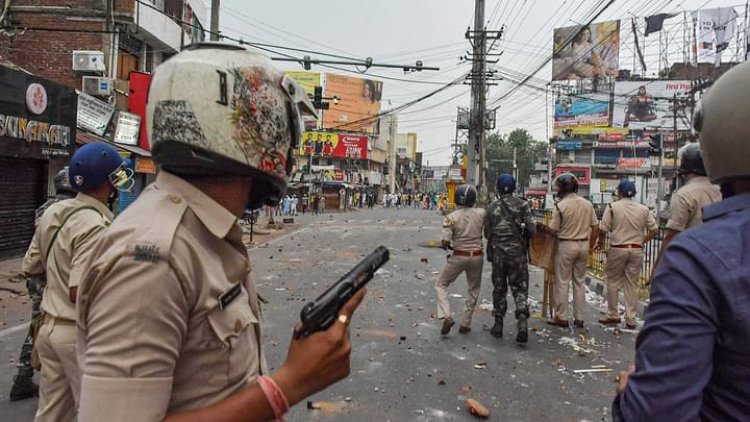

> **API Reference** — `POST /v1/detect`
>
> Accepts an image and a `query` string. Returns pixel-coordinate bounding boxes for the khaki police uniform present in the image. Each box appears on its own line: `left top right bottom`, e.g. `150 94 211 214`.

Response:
435 207 486 328
550 193 597 322
600 198 657 325
76 171 267 421
32 193 113 422
666 176 721 231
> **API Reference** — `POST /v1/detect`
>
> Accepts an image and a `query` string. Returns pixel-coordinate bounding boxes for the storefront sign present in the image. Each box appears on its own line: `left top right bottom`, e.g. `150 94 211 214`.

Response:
555 165 591 185
114 111 141 146
0 114 70 146
77 93 115 136
594 140 650 149
557 139 583 151
617 157 651 169
26 83 48 115
135 157 156 174
299 131 369 159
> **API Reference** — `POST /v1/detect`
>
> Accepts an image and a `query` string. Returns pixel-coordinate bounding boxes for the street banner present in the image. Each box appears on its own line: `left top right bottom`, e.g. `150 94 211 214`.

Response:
692 8 739 65
285 71 321 130
555 165 591 185
299 131 368 159
552 20 620 81
553 92 610 128
323 74 382 132
611 81 691 130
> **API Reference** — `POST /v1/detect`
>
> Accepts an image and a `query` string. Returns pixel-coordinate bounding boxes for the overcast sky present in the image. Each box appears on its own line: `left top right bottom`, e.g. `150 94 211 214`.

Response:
210 0 745 166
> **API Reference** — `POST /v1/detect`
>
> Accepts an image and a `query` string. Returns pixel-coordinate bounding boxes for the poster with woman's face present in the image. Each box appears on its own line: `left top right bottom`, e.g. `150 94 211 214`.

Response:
552 20 620 81
322 74 383 133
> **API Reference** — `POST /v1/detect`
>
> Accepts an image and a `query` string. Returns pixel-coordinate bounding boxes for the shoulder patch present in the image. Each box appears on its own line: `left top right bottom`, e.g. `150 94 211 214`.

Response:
122 188 188 262
134 244 160 263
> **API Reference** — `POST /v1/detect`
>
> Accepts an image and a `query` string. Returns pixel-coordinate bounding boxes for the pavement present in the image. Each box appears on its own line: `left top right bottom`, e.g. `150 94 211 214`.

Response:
0 206 638 421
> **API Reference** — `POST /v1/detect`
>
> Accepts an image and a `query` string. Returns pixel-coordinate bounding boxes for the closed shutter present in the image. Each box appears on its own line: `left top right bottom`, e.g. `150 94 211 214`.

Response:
0 158 46 258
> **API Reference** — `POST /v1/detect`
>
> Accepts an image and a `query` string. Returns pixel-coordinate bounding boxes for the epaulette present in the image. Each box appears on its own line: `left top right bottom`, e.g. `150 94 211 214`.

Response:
125 189 188 264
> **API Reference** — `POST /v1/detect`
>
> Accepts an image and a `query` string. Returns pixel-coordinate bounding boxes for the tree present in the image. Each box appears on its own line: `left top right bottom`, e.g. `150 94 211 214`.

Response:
484 128 547 192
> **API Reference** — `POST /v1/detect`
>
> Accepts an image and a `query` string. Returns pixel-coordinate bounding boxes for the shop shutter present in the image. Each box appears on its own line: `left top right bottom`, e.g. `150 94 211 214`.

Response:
0 158 45 258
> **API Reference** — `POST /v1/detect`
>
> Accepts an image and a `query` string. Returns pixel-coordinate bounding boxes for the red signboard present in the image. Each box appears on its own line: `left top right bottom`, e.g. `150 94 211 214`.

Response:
332 134 368 159
128 72 152 151
617 158 650 168
555 165 591 185
598 132 625 141
334 168 344 181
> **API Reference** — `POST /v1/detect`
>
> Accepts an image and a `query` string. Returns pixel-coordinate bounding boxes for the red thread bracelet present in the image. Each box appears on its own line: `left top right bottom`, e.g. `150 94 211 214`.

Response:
257 375 290 421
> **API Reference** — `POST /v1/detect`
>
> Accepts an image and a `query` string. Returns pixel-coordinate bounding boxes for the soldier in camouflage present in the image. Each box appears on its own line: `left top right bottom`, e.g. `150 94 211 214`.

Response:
9 167 75 401
484 174 535 343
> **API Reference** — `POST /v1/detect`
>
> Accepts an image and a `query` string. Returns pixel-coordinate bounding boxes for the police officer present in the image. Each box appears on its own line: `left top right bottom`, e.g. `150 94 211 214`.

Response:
9 168 76 402
29 143 130 421
484 174 535 343
547 173 598 328
596 180 658 330
660 143 721 252
435 184 485 335
613 54 750 422
75 44 365 422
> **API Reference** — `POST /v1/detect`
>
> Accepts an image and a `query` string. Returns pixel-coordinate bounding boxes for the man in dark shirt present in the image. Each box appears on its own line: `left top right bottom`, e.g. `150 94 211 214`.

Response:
612 59 750 421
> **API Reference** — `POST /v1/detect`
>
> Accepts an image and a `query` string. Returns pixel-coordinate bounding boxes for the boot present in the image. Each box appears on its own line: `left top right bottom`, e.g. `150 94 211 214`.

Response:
9 375 38 401
516 316 528 344
490 317 503 338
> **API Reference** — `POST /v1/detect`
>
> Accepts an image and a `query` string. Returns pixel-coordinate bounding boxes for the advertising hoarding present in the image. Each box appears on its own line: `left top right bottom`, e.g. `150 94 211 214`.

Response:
299 131 368 159
555 165 591 185
553 93 610 128
323 74 382 132
285 71 321 130
552 20 620 81
611 80 691 130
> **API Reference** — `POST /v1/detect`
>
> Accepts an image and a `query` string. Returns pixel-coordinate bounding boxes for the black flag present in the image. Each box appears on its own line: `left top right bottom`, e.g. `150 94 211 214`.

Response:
645 13 677 37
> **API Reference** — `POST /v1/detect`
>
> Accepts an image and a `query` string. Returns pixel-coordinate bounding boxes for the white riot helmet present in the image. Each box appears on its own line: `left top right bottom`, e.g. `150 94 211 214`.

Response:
694 60 750 183
147 43 316 208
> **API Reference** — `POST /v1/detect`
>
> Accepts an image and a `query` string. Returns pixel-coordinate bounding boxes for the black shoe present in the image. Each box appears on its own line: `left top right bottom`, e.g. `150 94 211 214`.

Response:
458 325 471 334
441 317 455 335
10 375 38 402
516 318 528 344
490 318 503 338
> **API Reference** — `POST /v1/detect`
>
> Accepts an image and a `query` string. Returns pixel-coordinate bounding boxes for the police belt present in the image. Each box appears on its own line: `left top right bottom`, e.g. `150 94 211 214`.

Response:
43 314 76 326
559 238 589 242
611 243 642 249
452 249 483 257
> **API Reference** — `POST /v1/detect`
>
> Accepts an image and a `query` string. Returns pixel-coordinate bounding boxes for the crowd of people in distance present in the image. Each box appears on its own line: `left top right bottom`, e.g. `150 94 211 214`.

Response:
383 191 448 213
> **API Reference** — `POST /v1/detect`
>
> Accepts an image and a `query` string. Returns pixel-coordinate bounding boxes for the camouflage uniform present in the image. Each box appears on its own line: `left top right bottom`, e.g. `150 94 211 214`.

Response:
484 195 535 323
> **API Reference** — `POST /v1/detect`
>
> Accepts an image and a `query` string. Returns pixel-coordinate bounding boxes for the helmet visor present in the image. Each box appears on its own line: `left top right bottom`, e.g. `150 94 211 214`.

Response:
109 165 135 192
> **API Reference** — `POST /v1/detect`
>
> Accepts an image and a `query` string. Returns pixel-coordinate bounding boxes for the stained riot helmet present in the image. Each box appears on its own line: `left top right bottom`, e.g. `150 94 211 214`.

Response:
496 173 516 194
69 143 133 193
146 42 316 209
555 172 579 197
694 60 750 183
617 180 637 198
677 143 707 176
455 184 477 207
53 166 76 196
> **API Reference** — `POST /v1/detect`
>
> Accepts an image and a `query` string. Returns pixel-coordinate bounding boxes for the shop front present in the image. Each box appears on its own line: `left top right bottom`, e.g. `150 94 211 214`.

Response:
0 64 76 257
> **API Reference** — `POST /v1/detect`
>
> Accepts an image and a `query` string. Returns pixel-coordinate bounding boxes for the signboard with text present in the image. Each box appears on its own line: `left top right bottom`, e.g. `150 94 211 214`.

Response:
555 165 591 185
113 111 141 146
77 92 115 136
299 131 368 159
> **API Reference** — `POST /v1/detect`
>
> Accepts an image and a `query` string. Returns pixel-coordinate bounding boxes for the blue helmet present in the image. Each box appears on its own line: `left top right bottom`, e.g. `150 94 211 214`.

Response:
69 143 132 193
617 180 637 198
496 173 516 194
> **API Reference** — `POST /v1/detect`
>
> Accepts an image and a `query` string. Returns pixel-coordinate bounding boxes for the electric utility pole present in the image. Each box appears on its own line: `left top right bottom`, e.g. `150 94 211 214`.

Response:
465 0 502 197
210 0 220 41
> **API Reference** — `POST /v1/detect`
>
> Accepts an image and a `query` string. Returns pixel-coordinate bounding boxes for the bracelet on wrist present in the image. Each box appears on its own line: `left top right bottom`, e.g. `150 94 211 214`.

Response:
257 375 290 421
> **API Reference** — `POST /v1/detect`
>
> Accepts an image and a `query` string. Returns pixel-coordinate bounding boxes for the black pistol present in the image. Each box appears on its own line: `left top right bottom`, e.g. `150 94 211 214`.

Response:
293 246 390 339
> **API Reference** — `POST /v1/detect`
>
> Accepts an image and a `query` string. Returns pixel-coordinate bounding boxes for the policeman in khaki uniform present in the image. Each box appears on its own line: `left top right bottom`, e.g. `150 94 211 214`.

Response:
596 180 658 329
546 173 598 328
27 143 131 421
76 44 365 422
9 168 75 402
435 184 485 336
661 143 721 253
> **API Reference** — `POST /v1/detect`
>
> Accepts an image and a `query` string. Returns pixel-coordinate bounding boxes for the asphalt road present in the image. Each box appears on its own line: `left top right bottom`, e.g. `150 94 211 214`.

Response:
0 206 637 421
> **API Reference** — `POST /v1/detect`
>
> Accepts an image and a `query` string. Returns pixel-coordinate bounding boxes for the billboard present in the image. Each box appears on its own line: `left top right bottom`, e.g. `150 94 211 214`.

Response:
299 131 368 159
285 71 321 130
553 93 610 128
323 74 382 132
555 165 591 185
612 81 691 130
552 20 620 81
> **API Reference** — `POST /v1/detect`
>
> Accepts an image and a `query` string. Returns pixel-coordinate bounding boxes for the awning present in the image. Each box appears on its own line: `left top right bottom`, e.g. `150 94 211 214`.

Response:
76 131 151 157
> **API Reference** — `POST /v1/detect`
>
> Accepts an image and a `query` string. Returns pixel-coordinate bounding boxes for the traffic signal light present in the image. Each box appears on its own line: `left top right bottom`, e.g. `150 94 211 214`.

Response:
648 134 662 156
312 86 329 110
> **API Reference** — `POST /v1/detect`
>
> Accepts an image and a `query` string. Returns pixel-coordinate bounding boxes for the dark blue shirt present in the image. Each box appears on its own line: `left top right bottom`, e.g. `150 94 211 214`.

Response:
613 192 750 421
